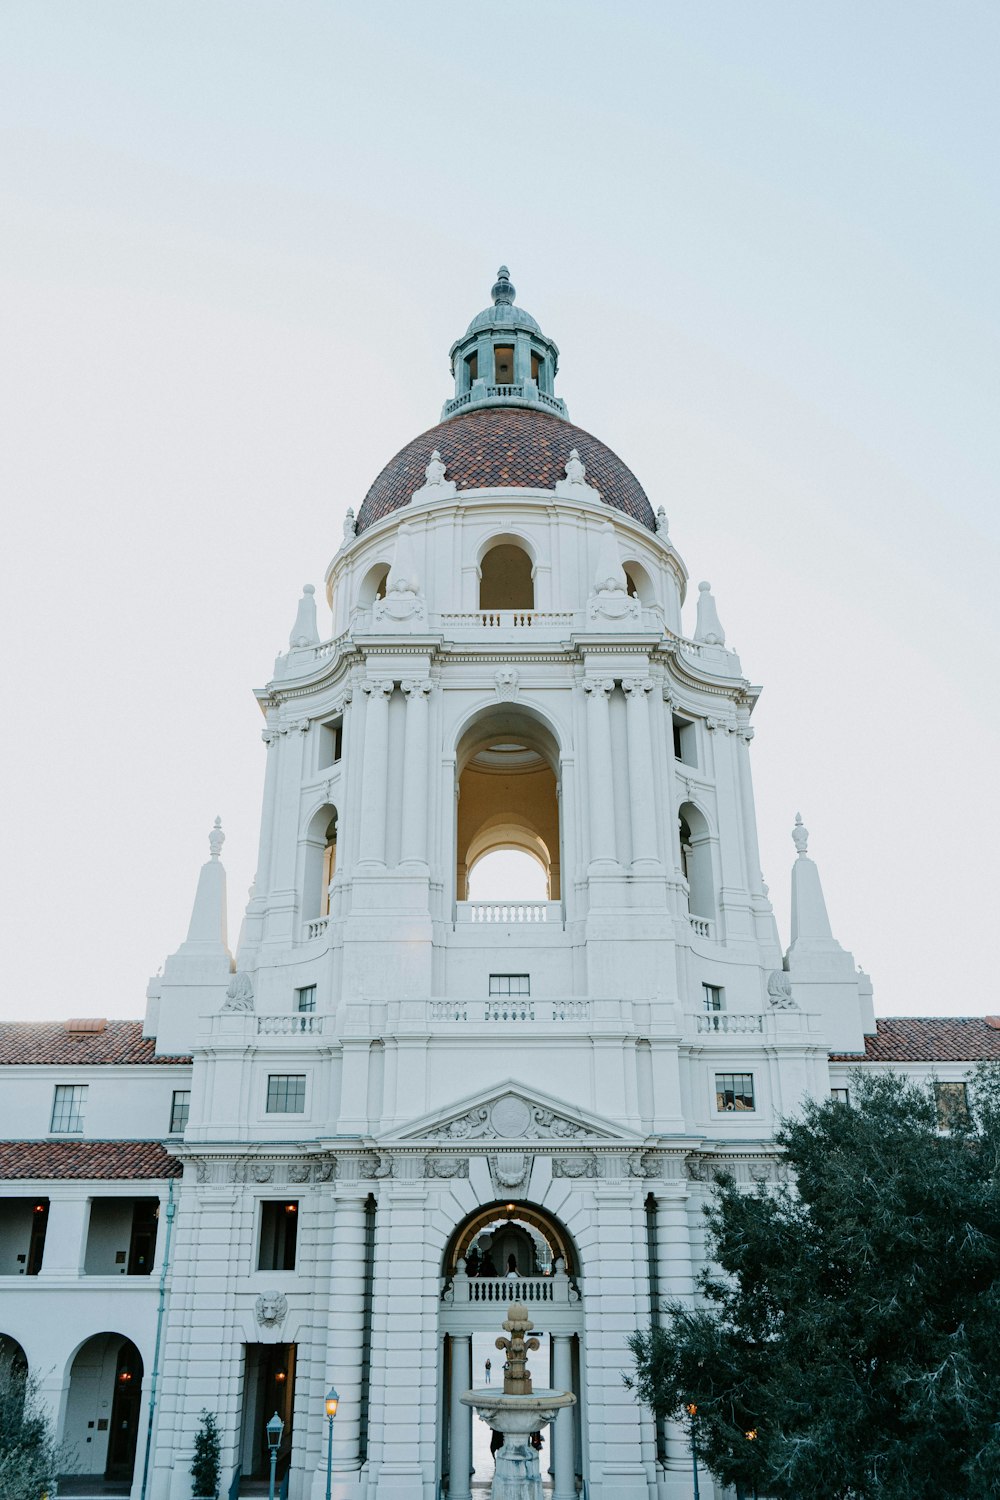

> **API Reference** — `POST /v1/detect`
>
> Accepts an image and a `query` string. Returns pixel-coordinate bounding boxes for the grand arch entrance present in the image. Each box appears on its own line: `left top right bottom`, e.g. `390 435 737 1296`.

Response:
439 1203 584 1499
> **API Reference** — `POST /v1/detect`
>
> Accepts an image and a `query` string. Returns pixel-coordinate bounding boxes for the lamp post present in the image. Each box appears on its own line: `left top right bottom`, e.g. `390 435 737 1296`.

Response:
324 1386 340 1500
265 1411 284 1500
685 1404 700 1500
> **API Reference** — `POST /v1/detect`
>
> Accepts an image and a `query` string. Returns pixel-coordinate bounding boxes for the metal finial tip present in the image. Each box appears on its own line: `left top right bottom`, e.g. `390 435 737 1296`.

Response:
492 266 515 305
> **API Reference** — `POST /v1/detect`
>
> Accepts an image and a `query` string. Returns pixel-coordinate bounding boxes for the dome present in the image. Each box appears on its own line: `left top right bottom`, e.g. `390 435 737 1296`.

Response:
463 265 542 337
356 405 655 534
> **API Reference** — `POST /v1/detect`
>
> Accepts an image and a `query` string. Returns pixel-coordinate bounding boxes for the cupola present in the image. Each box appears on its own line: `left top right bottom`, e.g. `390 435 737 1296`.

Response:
442 266 568 422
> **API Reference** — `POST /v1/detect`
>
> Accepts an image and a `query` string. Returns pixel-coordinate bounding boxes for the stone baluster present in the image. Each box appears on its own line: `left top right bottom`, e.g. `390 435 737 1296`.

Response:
449 1332 473 1500
551 1334 576 1500
583 677 616 865
358 679 393 866
400 679 432 866
622 677 659 867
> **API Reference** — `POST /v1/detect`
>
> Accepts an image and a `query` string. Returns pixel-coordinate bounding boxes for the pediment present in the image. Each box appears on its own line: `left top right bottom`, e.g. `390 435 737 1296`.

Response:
380 1079 643 1146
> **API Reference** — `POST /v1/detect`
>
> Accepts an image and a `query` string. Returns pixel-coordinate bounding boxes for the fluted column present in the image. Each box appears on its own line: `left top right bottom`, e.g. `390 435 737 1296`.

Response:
551 1335 576 1500
399 678 432 866
622 676 659 867
583 677 616 865
323 1195 369 1479
448 1333 473 1500
358 679 393 865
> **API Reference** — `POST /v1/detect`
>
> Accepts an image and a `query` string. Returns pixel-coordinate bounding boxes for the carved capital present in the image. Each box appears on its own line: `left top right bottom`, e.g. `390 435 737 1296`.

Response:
361 679 394 700
622 677 654 698
582 677 615 699
401 678 433 700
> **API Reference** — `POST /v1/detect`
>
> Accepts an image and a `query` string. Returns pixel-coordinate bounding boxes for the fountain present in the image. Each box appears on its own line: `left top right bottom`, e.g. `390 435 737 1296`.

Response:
462 1301 576 1499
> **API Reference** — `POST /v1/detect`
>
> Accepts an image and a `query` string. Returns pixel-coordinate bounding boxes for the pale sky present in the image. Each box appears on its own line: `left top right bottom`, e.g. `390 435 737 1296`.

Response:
1 2 998 1022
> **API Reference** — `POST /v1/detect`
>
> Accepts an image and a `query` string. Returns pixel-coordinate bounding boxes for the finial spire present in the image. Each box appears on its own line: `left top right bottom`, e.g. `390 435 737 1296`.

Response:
792 812 808 856
491 265 515 306
694 580 726 647
208 816 225 859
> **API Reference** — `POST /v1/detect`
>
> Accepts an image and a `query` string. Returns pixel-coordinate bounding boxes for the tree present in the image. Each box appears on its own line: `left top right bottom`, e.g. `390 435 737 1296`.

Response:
0 1356 62 1500
190 1409 221 1498
627 1068 1000 1499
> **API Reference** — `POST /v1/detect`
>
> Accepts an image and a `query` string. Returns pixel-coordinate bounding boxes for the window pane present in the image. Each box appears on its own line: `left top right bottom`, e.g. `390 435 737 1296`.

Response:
266 1075 306 1113
830 1087 850 1105
296 986 317 1014
489 974 530 998
51 1084 86 1133
715 1073 755 1112
703 985 723 1012
170 1090 191 1134
258 1201 298 1270
934 1081 969 1128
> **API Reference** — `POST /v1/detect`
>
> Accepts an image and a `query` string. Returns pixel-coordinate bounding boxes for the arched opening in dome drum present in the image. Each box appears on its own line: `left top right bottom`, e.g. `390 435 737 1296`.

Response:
358 562 389 607
493 344 514 383
455 710 560 904
479 543 534 611
463 350 478 391
678 801 715 924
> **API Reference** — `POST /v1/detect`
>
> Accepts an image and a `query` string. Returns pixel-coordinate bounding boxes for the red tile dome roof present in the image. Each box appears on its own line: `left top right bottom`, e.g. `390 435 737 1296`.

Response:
356 406 655 534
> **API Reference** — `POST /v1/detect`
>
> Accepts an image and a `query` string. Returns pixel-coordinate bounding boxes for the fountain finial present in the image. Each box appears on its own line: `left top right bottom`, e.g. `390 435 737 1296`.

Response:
496 1302 541 1396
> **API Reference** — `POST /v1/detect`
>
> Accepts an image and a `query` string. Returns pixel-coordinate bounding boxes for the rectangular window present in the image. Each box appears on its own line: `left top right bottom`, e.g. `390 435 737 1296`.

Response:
830 1087 850 1106
465 350 478 387
703 984 723 1012
319 718 343 768
934 1081 970 1129
50 1084 86 1133
258 1201 298 1271
266 1074 306 1114
673 715 697 766
493 345 514 383
169 1090 191 1134
296 985 317 1014
716 1073 755 1112
489 974 530 999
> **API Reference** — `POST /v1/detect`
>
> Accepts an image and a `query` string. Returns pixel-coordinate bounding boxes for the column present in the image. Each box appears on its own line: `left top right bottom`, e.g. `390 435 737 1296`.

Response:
622 677 659 867
324 1195 370 1482
551 1335 576 1500
399 679 432 866
448 1334 472 1500
655 1192 700 1498
583 677 616 864
358 679 393 866
37 1195 90 1276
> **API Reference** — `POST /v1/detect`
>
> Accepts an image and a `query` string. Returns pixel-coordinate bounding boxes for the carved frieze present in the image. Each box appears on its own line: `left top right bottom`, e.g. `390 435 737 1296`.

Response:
428 1093 588 1143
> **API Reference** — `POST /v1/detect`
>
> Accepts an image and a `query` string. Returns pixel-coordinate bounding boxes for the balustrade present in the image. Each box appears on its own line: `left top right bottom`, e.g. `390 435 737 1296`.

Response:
688 914 713 939
459 901 557 924
305 916 329 941
427 999 590 1023
695 1012 763 1035
256 1014 324 1036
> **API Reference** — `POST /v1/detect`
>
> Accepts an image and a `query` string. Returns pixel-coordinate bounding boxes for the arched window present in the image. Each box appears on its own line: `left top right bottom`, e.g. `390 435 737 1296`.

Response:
678 801 715 921
302 804 338 924
623 560 655 605
479 543 534 611
358 562 389 608
456 709 560 902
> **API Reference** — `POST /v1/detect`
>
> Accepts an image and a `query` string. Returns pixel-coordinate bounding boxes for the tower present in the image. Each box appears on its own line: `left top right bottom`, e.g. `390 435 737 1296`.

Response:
1 269 903 1500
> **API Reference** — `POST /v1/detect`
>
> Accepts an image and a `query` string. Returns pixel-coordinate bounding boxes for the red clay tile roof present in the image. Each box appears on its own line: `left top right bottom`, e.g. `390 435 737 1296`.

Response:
356 405 655 533
0 1140 182 1180
831 1017 1000 1063
0 1021 190 1067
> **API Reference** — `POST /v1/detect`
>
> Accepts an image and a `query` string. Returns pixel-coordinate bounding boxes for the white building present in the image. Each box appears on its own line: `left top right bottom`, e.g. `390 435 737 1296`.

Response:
1 267 995 1500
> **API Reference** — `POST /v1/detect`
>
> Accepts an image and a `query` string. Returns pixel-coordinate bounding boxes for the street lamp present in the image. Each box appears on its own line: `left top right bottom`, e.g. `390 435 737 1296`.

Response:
685 1403 700 1500
324 1387 340 1500
265 1411 284 1500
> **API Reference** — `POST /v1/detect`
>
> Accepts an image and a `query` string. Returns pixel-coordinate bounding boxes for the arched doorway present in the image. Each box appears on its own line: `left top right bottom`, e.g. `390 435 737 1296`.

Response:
62 1334 143 1493
440 1202 583 1500
456 708 561 907
479 539 535 612
0 1332 28 1380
